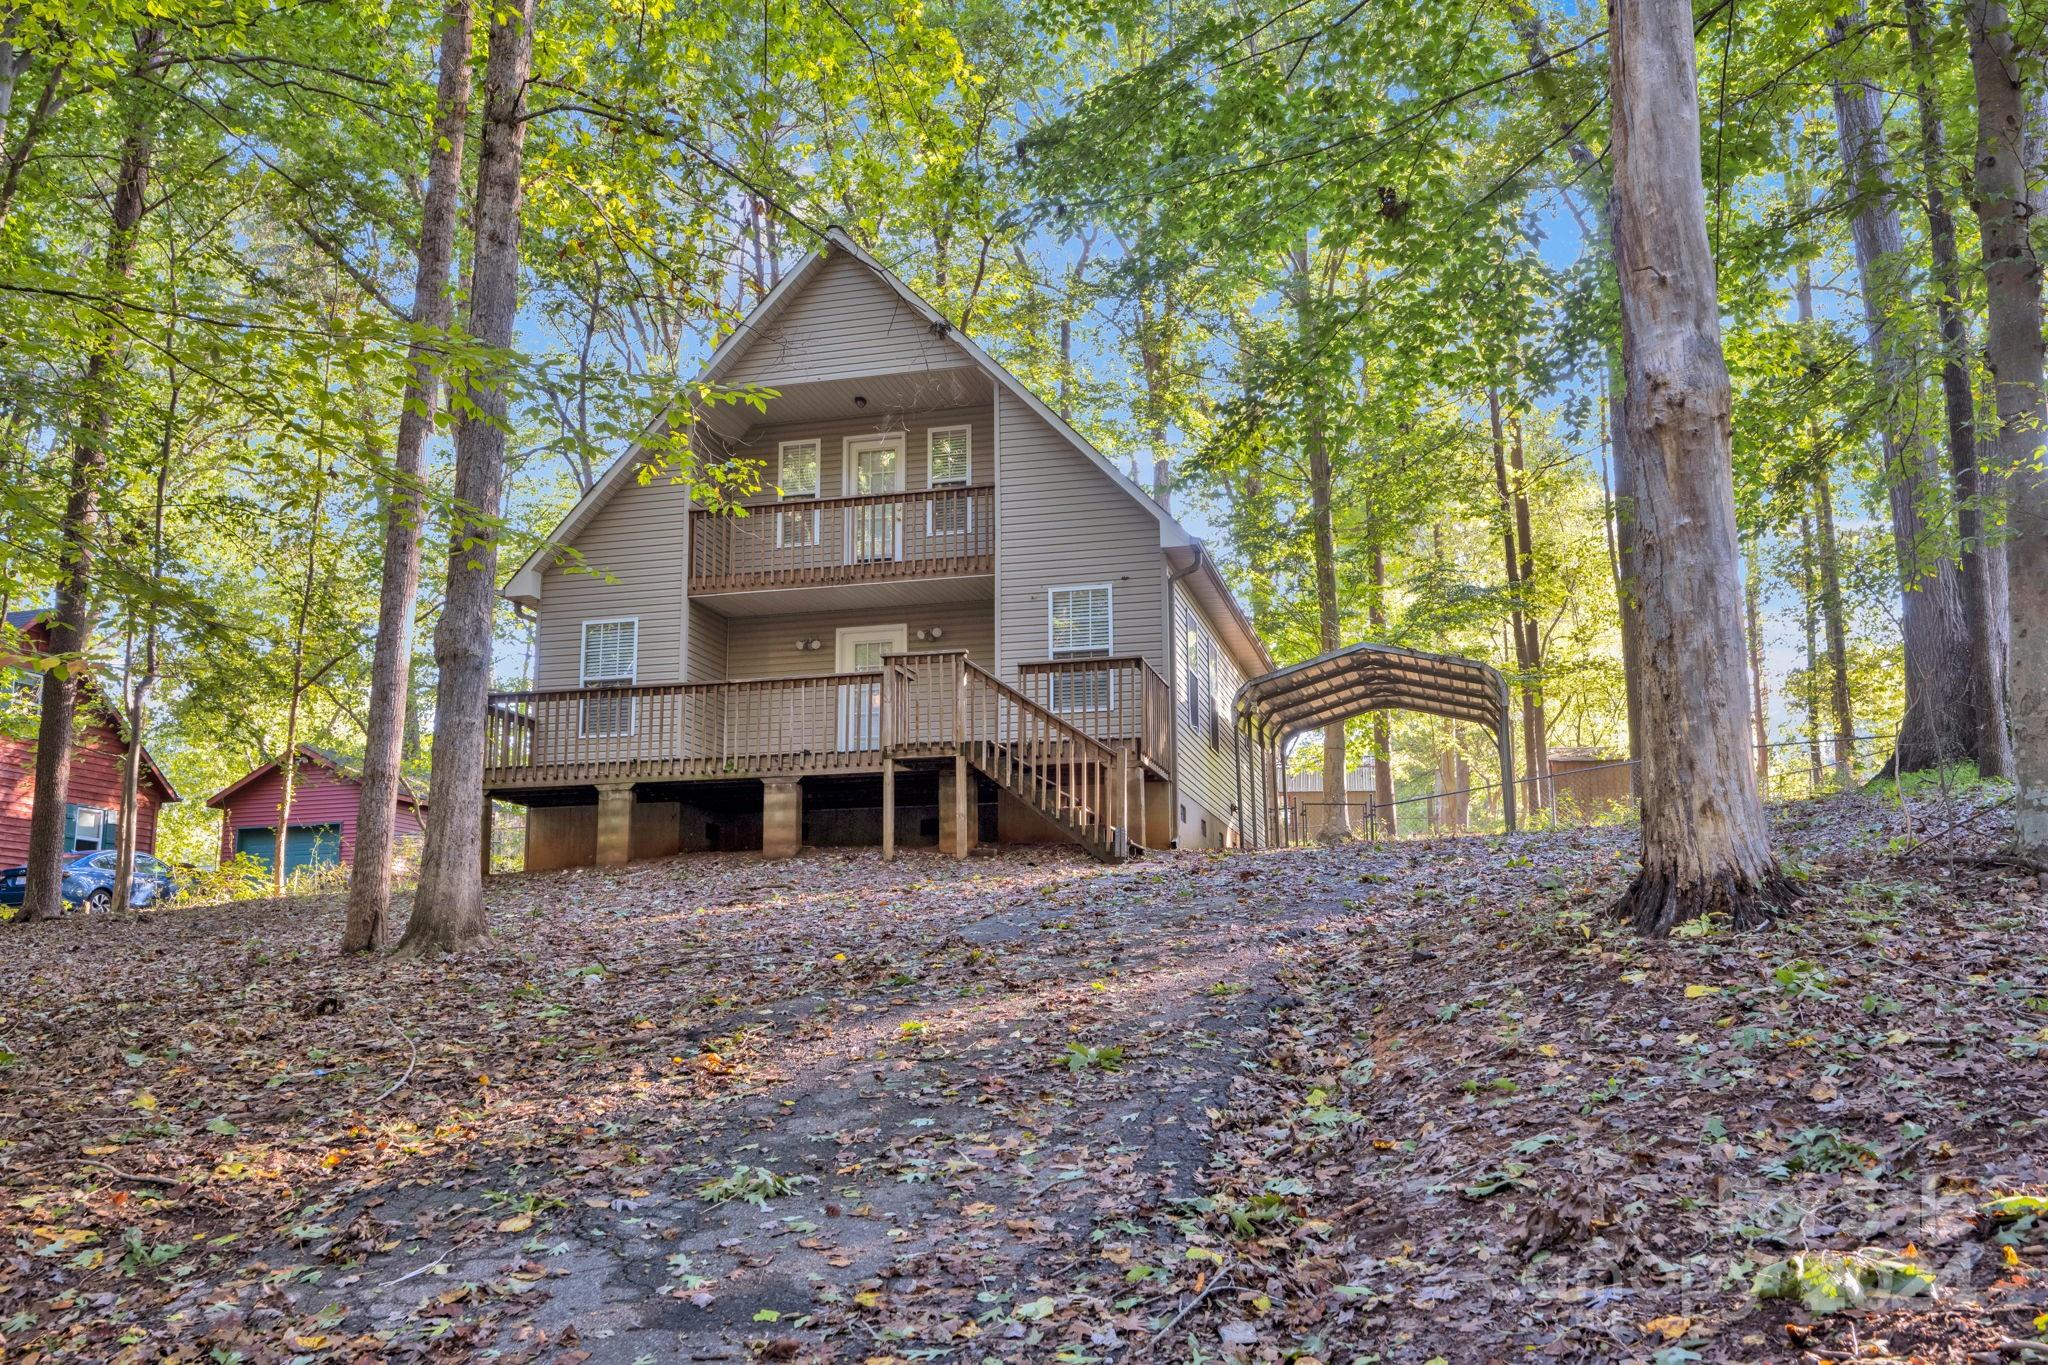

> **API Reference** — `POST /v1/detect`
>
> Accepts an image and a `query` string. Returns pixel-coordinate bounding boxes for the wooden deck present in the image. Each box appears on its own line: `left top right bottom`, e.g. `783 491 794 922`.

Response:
483 653 1169 861
690 487 994 593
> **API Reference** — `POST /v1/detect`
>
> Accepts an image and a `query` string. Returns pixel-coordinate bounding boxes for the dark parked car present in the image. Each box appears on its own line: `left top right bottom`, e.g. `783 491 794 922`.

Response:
0 850 179 912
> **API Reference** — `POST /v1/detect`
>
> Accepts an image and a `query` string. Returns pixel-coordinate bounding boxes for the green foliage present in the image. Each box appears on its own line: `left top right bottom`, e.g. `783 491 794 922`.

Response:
1751 1249 1934 1313
696 1165 804 1208
1062 1042 1125 1074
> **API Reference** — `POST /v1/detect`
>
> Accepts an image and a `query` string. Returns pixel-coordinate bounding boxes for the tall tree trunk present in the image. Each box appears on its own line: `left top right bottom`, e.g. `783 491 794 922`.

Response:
1292 244 1348 841
1509 414 1549 808
1490 391 1541 815
1828 10 1976 773
1608 0 1790 934
1746 539 1770 790
1965 0 2048 856
344 0 473 953
1814 473 1857 784
1907 0 2013 777
273 465 328 898
112 375 173 913
1800 506 1825 789
400 0 536 954
1369 540 1394 835
21 65 153 923
1513 13 1642 761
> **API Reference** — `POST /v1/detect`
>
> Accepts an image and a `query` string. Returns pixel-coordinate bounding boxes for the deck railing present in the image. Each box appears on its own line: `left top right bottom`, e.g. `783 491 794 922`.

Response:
690 486 994 591
1015 656 1171 772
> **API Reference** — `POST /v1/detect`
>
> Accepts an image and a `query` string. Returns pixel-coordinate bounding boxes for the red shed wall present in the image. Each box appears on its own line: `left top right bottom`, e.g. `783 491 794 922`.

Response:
215 760 424 865
0 710 165 866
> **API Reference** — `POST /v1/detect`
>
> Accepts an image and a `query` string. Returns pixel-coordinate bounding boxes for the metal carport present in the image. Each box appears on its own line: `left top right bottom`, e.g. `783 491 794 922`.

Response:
1232 642 1516 845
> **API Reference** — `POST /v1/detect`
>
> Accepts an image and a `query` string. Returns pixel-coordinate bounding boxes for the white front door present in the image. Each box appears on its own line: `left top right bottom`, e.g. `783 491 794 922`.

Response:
836 624 908 750
844 435 905 562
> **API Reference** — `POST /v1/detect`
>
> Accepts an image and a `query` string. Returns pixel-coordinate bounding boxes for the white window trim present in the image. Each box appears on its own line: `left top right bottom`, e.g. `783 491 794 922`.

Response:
579 617 639 739
926 424 972 487
1047 583 1114 658
841 432 907 496
834 623 909 673
777 438 821 500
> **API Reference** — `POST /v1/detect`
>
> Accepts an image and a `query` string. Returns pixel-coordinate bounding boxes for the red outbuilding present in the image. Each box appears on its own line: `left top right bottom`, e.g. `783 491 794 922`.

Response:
206 746 427 876
0 609 180 864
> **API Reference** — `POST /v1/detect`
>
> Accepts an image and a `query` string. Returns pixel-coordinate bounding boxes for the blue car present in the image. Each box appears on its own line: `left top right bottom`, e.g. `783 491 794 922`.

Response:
0 850 179 912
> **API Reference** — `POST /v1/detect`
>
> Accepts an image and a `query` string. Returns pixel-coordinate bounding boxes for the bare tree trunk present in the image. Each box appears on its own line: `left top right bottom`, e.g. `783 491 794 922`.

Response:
1746 540 1770 790
22 69 153 923
1829 10 1976 774
1508 415 1549 807
1907 0 2013 777
273 466 327 898
1800 506 1825 790
1813 474 1857 783
112 376 173 913
1490 392 1543 815
1369 541 1394 835
345 0 472 953
400 0 536 954
1293 244 1348 841
1966 0 2048 856
1608 0 1791 934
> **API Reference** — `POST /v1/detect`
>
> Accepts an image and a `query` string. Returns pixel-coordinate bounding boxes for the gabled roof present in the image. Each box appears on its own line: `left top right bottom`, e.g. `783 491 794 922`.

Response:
206 743 429 811
504 226 1202 607
3 608 181 802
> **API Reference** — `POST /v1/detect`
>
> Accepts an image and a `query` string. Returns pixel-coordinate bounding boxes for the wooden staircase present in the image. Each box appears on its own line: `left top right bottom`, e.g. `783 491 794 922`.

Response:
882 652 1131 861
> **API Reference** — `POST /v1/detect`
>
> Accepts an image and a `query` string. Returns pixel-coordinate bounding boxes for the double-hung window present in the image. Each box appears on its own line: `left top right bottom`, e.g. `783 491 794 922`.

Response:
580 619 638 737
926 425 973 537
775 439 821 549
1048 585 1113 711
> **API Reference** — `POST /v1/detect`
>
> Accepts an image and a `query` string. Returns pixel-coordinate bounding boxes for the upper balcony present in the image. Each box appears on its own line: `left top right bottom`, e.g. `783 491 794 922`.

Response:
690 485 993 595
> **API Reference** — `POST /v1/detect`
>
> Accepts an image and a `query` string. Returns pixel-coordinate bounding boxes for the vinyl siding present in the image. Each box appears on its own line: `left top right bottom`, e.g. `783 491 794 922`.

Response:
723 601 994 679
686 602 728 682
213 760 425 864
719 249 960 389
535 457 690 689
1173 589 1254 847
711 404 993 506
993 388 1166 679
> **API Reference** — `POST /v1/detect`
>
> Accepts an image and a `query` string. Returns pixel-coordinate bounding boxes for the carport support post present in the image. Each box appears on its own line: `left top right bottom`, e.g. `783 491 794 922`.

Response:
596 782 634 866
1498 711 1517 834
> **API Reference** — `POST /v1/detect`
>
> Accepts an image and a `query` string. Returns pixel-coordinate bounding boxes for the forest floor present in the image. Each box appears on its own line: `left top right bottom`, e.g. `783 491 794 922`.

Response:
2 789 2045 1364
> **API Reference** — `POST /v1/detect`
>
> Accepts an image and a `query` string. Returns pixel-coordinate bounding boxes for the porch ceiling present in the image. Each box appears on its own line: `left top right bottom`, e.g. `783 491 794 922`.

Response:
701 365 992 440
690 573 995 618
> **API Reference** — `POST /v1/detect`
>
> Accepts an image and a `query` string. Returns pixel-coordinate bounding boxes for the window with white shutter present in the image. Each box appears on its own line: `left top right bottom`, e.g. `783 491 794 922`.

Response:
580 619 638 736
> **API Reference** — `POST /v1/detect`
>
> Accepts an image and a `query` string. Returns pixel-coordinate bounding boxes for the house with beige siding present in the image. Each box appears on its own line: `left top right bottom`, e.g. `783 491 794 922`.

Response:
492 229 1272 867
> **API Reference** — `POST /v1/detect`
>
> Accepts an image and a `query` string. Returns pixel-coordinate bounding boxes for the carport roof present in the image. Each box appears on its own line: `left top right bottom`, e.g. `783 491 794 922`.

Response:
1235 641 1510 737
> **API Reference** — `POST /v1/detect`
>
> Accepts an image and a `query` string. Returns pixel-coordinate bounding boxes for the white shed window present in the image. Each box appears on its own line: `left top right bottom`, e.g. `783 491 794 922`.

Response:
580 619 638 736
777 439 820 499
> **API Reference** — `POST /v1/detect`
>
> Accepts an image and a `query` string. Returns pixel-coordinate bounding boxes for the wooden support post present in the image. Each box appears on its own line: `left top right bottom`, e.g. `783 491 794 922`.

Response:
480 795 494 879
949 753 972 858
881 758 896 862
595 783 634 866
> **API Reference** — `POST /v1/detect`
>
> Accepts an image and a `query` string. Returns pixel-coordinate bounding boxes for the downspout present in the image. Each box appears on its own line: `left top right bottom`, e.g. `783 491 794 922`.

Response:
1165 543 1206 850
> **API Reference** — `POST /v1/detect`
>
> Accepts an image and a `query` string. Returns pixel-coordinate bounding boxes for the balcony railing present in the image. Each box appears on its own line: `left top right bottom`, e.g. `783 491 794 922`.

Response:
1015 656 1171 774
484 654 1166 788
690 486 994 592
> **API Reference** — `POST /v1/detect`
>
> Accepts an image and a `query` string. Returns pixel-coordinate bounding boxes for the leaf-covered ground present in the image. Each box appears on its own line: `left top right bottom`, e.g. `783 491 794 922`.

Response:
2 791 2043 1364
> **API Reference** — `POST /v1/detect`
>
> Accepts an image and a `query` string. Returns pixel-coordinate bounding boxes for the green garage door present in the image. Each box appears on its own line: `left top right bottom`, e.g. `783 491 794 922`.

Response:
234 824 342 878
